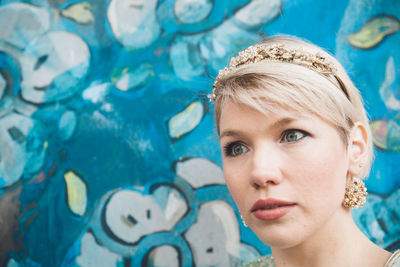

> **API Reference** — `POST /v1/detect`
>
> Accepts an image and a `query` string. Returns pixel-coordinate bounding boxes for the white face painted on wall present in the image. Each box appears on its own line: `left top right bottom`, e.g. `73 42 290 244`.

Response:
218 101 353 249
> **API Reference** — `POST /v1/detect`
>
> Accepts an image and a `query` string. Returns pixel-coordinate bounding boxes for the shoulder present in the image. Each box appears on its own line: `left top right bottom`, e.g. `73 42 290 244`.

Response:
385 250 400 267
241 255 275 267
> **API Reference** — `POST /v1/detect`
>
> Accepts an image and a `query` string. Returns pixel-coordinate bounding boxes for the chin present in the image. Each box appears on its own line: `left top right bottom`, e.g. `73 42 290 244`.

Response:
251 224 307 249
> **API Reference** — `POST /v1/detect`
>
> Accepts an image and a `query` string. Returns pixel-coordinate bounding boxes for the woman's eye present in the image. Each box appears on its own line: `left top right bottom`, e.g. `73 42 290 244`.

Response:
281 130 308 143
224 143 248 157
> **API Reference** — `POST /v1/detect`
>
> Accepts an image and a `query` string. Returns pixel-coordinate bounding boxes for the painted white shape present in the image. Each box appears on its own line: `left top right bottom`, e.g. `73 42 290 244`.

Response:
174 0 212 24
184 201 240 266
146 245 179 267
163 187 187 222
200 19 261 72
20 31 90 103
170 37 206 80
168 101 203 139
104 186 187 244
107 0 160 49
59 110 77 140
76 232 123 267
234 0 281 27
114 63 154 91
370 220 386 247
82 82 110 104
0 113 32 187
0 2 50 49
176 158 225 188
380 57 400 110
115 73 130 91
101 103 113 112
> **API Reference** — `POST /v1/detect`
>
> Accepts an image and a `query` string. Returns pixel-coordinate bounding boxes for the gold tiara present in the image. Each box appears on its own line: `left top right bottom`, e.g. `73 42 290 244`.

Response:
209 43 338 102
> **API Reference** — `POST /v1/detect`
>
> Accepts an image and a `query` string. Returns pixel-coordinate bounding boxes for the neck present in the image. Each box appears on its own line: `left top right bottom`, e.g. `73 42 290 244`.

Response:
271 208 391 267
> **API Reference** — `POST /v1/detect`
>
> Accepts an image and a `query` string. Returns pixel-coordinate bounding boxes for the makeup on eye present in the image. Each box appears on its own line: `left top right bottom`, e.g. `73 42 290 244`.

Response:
223 142 249 157
222 129 310 157
280 129 310 143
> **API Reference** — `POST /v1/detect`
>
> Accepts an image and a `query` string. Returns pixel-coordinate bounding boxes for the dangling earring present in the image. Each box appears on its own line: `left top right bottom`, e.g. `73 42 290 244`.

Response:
240 214 248 227
343 177 367 209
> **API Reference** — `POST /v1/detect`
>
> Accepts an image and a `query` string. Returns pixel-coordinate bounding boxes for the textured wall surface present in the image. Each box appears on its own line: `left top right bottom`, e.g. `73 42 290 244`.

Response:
0 0 399 266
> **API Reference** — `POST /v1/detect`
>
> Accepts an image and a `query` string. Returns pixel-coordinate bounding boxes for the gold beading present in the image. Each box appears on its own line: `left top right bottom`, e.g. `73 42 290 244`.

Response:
343 177 367 209
209 43 338 102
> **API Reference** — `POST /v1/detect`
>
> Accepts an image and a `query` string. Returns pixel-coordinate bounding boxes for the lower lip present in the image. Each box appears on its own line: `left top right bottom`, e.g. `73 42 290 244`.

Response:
252 205 295 221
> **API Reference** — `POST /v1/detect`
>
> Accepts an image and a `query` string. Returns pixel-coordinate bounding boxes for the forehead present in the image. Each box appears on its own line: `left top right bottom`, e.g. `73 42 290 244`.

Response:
216 89 314 122
219 99 306 121
219 101 307 132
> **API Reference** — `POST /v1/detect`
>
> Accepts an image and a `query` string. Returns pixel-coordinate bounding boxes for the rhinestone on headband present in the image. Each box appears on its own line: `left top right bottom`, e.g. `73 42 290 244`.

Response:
208 43 338 102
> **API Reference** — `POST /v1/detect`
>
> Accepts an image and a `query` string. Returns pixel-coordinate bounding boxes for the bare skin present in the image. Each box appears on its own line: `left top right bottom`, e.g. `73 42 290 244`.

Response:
219 102 392 267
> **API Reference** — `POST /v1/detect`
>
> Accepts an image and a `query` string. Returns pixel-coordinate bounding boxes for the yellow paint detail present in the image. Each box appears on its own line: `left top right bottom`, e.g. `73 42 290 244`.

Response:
348 16 400 49
64 171 87 216
61 2 94 25
168 101 203 139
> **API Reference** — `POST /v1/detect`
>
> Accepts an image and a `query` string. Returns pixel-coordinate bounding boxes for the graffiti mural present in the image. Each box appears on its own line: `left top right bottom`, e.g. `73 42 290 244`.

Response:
0 0 399 266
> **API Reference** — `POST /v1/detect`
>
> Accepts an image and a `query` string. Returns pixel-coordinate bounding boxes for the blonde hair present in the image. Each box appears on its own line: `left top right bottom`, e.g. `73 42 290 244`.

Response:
213 36 373 178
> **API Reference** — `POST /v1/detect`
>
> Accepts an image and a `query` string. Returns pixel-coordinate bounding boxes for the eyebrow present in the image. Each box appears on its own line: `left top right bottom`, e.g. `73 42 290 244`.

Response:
219 117 297 139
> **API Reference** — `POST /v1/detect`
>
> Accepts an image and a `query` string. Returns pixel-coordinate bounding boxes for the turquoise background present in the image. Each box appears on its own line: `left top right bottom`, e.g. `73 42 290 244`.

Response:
0 0 399 266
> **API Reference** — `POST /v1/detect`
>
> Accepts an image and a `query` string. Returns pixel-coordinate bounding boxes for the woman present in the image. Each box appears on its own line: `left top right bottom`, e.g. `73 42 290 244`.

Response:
210 36 400 267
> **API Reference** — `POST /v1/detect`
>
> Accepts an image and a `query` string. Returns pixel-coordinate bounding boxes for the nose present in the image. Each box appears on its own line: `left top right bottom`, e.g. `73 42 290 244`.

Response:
249 145 283 188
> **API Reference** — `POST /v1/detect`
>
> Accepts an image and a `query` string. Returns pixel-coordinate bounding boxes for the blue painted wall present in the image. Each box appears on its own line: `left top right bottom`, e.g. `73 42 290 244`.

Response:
0 0 399 266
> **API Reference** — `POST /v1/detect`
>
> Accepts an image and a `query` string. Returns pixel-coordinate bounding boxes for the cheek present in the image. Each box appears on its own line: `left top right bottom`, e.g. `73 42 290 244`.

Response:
290 147 348 209
223 163 249 209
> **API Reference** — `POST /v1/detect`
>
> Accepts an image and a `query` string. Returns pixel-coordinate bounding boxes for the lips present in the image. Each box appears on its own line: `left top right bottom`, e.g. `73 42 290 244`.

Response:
251 198 296 221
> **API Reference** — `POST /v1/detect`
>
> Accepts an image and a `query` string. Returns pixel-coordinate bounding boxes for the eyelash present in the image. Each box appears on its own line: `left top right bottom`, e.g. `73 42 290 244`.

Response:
280 129 309 143
223 129 309 157
223 142 248 157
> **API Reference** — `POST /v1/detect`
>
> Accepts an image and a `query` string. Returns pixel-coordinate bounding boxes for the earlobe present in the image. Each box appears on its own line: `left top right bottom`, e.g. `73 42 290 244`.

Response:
347 122 368 177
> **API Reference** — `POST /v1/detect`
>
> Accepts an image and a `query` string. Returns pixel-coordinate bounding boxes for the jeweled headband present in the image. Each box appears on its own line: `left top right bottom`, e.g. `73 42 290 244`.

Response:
208 43 348 102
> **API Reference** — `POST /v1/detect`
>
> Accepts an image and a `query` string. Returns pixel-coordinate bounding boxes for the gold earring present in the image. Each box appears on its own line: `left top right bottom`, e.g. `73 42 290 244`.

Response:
343 177 367 209
240 214 248 227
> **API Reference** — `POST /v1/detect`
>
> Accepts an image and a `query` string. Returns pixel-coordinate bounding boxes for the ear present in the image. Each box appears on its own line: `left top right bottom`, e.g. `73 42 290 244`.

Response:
347 122 369 177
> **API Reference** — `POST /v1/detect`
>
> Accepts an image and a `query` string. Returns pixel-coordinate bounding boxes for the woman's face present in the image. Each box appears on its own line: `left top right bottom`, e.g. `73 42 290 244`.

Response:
219 101 352 248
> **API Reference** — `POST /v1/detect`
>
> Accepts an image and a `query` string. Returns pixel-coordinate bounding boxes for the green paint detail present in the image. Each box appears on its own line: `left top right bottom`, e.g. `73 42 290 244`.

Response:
371 115 400 152
370 120 388 150
386 118 400 152
111 63 154 91
348 15 400 49
111 67 129 85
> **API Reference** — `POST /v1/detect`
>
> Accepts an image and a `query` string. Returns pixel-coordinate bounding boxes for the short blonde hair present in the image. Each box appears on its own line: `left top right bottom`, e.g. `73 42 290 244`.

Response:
213 36 373 178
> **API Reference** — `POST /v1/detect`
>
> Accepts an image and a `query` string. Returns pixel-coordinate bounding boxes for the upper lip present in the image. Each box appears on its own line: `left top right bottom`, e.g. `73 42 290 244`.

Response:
251 198 296 212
